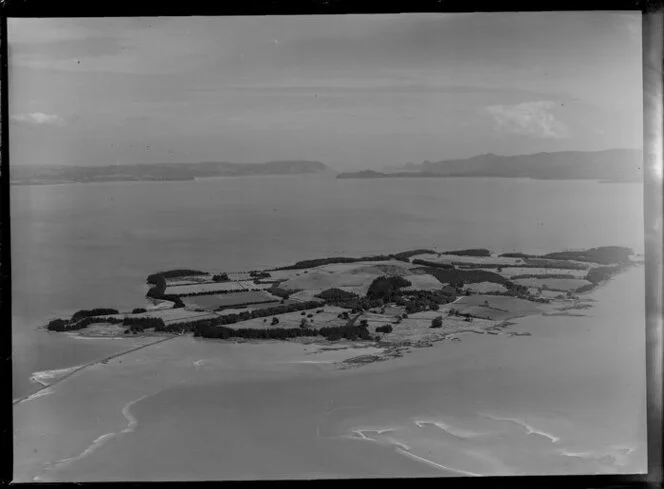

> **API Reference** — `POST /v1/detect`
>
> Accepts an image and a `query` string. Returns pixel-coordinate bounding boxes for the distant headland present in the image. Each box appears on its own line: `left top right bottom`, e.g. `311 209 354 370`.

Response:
338 149 642 183
10 160 331 186
11 149 643 186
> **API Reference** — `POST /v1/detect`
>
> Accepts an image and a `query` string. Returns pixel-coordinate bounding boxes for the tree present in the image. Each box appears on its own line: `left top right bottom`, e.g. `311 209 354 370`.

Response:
300 318 308 328
212 273 229 282
271 317 280 325
431 316 443 328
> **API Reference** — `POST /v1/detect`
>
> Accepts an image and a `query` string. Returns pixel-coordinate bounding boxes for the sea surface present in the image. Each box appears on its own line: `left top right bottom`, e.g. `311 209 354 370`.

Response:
11 175 646 477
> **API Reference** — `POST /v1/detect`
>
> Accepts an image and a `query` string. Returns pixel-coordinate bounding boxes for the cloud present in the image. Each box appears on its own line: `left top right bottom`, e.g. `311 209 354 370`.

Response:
11 112 65 126
485 101 569 139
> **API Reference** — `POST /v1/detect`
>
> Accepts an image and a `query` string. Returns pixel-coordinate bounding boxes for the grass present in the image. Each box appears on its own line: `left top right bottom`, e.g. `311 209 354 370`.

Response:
182 291 280 310
227 306 350 330
511 278 592 292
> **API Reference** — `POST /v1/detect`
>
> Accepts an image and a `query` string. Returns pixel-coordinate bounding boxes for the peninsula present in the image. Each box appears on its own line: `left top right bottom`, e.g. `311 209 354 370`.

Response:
44 246 638 365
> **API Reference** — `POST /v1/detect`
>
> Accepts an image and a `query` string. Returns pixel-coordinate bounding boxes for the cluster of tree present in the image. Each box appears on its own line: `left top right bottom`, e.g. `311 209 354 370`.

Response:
395 289 457 314
176 287 271 297
250 271 272 279
510 273 575 280
147 269 206 282
585 264 626 284
316 288 360 303
212 273 229 282
376 324 393 334
519 258 588 270
193 324 318 339
123 316 166 332
442 249 492 257
46 316 124 332
216 301 324 326
318 324 371 341
574 283 596 293
542 247 633 265
71 308 120 322
276 256 386 270
276 249 443 270
411 259 455 269
145 273 185 308
430 316 443 328
447 308 476 321
366 276 412 301
214 299 279 311
192 322 370 341
154 323 189 334
499 252 532 258
418 266 513 286
391 249 437 262
135 301 321 334
132 308 147 314
268 285 301 299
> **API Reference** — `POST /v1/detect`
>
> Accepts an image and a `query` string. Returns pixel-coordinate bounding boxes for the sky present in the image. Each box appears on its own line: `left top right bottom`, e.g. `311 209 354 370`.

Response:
8 12 643 170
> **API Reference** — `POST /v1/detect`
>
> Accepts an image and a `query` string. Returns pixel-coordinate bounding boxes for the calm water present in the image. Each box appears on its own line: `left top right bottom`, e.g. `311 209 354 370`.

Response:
11 175 644 400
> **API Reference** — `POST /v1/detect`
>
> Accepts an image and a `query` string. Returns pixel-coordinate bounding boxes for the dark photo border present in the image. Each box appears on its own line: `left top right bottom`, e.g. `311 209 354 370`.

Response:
1 2 661 488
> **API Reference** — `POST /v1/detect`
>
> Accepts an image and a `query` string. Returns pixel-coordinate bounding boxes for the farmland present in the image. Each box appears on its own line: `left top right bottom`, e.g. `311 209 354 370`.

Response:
47 246 637 354
182 291 281 310
512 277 593 292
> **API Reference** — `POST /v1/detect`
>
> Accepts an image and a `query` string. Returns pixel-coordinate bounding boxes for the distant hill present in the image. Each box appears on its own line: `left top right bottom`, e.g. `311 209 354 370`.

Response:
341 149 642 183
10 160 331 186
337 170 445 179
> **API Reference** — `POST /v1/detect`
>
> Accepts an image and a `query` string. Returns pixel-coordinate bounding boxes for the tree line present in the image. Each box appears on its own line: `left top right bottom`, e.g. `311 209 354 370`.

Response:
584 264 628 285
274 249 438 270
366 276 412 302
71 308 120 322
172 287 271 297
411 259 455 269
441 249 492 257
510 273 576 280
146 269 206 282
145 273 186 308
192 322 371 341
417 266 514 287
46 315 124 332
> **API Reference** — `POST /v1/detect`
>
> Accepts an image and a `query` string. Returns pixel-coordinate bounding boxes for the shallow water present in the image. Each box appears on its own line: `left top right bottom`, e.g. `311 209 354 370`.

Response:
33 266 646 480
11 176 644 399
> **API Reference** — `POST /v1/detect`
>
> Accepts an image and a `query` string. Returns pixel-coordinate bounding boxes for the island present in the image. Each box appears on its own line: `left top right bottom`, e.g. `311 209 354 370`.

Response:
42 246 639 367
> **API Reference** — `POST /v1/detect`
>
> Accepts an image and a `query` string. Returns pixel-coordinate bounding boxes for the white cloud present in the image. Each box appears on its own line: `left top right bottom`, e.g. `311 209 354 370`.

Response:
485 101 569 139
11 112 65 126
